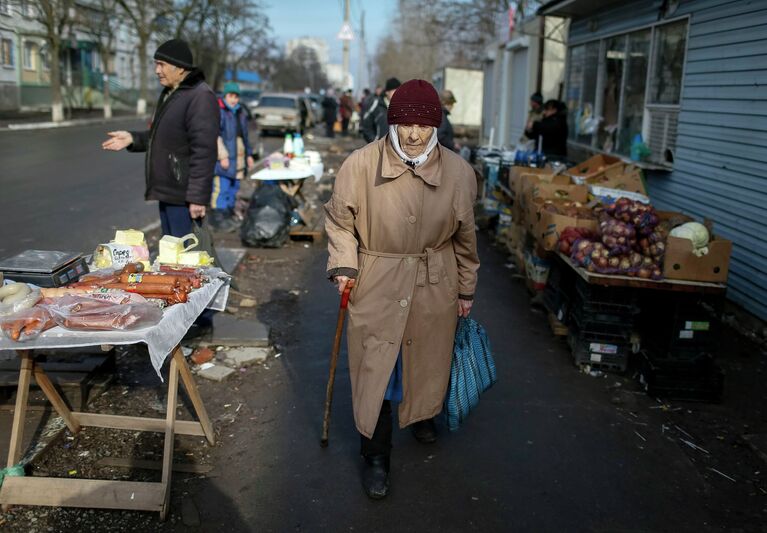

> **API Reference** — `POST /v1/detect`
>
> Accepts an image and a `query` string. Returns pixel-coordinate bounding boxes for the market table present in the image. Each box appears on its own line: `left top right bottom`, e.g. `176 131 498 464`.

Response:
556 252 727 295
0 274 229 519
250 162 324 203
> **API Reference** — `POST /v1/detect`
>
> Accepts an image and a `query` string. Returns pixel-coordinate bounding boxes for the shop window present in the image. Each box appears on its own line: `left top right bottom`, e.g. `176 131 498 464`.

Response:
565 19 687 166
40 46 50 71
0 0 11 16
23 41 35 70
649 19 687 105
1 38 13 66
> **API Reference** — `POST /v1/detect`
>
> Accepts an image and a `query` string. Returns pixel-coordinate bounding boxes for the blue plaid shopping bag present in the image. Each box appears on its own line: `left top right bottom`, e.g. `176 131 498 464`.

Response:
444 317 497 431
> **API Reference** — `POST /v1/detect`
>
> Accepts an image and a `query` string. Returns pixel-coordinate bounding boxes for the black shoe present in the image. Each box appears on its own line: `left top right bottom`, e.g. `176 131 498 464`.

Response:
411 419 437 444
362 455 390 500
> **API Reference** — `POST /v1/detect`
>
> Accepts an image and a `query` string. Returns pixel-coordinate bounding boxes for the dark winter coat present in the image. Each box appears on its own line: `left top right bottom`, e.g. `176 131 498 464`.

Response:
128 69 219 206
360 96 388 143
321 96 338 124
525 113 568 158
214 99 252 180
437 107 455 151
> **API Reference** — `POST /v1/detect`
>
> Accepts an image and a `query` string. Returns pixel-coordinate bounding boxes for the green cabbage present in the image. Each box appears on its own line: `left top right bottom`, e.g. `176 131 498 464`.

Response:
670 222 710 250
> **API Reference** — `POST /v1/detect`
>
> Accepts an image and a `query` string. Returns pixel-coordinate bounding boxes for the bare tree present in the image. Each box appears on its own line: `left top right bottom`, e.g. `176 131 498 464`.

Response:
77 0 123 118
31 0 75 122
115 0 171 115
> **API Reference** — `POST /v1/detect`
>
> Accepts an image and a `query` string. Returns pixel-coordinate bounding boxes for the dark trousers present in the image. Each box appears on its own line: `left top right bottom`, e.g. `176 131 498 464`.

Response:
159 201 192 237
341 117 350 135
325 120 335 138
360 400 392 457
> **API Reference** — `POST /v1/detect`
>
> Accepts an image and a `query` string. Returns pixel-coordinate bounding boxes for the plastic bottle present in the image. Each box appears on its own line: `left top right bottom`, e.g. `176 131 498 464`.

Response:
293 133 304 157
283 133 294 157
630 134 643 161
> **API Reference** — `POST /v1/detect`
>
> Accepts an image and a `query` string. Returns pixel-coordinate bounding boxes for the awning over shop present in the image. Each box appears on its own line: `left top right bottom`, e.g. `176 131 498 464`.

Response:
538 0 625 17
225 70 262 84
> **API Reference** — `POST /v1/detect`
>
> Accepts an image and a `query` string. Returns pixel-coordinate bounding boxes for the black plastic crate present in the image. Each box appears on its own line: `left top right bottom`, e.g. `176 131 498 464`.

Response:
637 351 723 402
573 278 640 323
543 283 570 323
568 327 630 372
571 307 634 341
641 301 718 354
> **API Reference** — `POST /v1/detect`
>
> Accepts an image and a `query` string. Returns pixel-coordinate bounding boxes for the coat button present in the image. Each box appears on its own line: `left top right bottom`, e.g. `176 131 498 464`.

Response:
408 215 417 224
406 339 413 345
400 299 408 308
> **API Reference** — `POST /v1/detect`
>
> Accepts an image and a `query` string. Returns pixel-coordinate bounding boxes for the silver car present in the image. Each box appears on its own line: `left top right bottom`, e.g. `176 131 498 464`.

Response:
255 93 307 135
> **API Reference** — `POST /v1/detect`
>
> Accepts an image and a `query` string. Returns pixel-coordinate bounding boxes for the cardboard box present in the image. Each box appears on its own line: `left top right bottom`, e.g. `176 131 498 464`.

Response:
524 185 589 234
663 235 732 283
526 198 599 251
515 173 573 226
587 166 647 195
506 222 526 252
567 154 624 182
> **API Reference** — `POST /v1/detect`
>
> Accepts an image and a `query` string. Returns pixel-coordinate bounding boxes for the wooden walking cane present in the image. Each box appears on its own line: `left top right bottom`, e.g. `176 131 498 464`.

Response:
320 279 355 447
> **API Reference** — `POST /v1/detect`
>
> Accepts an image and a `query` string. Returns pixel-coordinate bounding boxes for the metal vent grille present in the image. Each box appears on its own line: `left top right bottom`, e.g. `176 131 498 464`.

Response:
646 106 679 166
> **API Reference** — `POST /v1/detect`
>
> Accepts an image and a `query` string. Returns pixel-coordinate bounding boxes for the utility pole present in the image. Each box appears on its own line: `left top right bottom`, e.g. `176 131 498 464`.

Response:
356 9 366 97
342 0 350 89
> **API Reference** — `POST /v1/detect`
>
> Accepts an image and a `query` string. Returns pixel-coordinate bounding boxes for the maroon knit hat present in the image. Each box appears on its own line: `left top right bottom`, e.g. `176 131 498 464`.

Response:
387 79 443 128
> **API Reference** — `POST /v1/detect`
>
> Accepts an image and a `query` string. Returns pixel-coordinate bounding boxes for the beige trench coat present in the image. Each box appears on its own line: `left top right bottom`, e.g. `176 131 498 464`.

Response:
324 136 479 438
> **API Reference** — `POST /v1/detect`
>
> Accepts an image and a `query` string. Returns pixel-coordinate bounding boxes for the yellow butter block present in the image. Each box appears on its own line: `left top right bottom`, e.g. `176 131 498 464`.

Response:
114 229 146 246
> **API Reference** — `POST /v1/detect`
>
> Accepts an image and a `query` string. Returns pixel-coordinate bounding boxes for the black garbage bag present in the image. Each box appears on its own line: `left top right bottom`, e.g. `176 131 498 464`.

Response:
240 183 296 248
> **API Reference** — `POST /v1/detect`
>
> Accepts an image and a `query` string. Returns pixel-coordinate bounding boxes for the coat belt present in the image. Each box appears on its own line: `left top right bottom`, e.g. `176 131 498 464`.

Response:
359 242 451 286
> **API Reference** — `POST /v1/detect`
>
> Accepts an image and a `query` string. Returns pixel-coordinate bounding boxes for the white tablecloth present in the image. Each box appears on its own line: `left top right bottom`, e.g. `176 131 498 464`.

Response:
250 163 324 182
0 274 229 378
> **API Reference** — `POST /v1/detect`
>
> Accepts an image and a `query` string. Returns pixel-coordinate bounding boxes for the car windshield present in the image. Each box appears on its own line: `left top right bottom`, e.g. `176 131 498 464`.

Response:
258 96 296 109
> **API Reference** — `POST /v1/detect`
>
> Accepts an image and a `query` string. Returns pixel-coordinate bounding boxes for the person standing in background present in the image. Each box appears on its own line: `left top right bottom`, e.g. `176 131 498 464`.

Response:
322 88 339 138
210 81 254 232
437 89 460 152
339 89 355 136
360 77 400 143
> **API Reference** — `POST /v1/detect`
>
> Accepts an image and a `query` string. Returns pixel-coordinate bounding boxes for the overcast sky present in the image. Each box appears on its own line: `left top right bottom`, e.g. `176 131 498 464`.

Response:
263 0 395 85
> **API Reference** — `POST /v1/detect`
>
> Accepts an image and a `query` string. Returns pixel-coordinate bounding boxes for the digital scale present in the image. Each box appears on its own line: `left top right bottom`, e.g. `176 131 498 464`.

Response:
0 250 89 287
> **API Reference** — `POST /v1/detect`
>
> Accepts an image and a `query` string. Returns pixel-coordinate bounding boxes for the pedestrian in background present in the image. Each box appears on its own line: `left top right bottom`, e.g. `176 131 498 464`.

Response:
437 89 459 152
102 38 218 238
339 89 355 136
210 81 254 232
358 88 371 116
360 77 400 143
322 88 339 138
325 79 479 500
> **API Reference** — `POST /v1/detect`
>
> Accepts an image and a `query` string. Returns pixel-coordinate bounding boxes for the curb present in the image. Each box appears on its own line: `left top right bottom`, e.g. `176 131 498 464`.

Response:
4 114 150 132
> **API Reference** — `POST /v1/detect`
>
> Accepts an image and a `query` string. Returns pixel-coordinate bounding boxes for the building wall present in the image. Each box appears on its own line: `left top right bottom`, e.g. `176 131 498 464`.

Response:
566 0 767 320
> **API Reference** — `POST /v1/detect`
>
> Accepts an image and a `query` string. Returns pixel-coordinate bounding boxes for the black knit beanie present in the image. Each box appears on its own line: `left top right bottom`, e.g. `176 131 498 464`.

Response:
154 39 194 70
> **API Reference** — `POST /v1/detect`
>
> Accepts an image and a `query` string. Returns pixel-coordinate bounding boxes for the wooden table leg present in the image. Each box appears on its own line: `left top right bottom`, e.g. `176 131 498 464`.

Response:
159 354 179 521
3 351 33 512
173 346 216 445
33 366 81 434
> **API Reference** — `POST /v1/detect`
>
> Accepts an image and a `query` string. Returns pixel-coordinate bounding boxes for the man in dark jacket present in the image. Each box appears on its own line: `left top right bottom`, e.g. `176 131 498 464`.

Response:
437 89 459 152
360 77 400 143
102 39 219 238
524 99 568 161
321 88 339 138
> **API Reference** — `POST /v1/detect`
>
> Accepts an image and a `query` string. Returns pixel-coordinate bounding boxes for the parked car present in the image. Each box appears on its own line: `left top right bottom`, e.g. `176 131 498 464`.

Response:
240 89 261 108
299 95 316 128
254 93 306 135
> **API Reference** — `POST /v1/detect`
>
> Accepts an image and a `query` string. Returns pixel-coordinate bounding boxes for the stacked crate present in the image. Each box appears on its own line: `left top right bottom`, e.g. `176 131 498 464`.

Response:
566 278 640 372
637 295 724 401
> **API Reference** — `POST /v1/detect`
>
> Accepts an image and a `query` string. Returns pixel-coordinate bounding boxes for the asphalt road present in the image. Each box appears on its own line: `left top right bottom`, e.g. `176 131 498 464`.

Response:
0 120 280 259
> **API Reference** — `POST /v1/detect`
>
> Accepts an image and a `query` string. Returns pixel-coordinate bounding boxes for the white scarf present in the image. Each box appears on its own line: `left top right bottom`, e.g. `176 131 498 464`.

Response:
389 125 439 167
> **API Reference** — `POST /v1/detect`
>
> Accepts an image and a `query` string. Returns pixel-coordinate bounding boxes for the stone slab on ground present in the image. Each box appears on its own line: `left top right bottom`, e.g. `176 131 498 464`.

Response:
224 347 272 368
743 433 767 464
202 314 270 348
217 247 247 274
198 364 235 382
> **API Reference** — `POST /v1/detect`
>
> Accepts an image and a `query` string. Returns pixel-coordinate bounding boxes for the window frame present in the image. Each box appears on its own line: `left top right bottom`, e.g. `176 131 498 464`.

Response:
564 15 691 165
22 40 35 71
0 0 12 16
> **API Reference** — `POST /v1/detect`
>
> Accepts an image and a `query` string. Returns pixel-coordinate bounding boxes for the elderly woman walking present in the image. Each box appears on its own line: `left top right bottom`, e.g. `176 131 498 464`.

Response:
324 79 480 499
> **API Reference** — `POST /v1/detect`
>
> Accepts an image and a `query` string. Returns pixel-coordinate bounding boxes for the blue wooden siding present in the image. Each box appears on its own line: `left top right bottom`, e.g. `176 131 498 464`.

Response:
567 0 767 320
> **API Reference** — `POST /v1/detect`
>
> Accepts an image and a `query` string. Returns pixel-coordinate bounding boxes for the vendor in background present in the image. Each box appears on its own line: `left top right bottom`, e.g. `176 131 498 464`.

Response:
101 38 218 237
437 89 459 152
520 91 544 142
524 99 568 161
210 81 254 233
